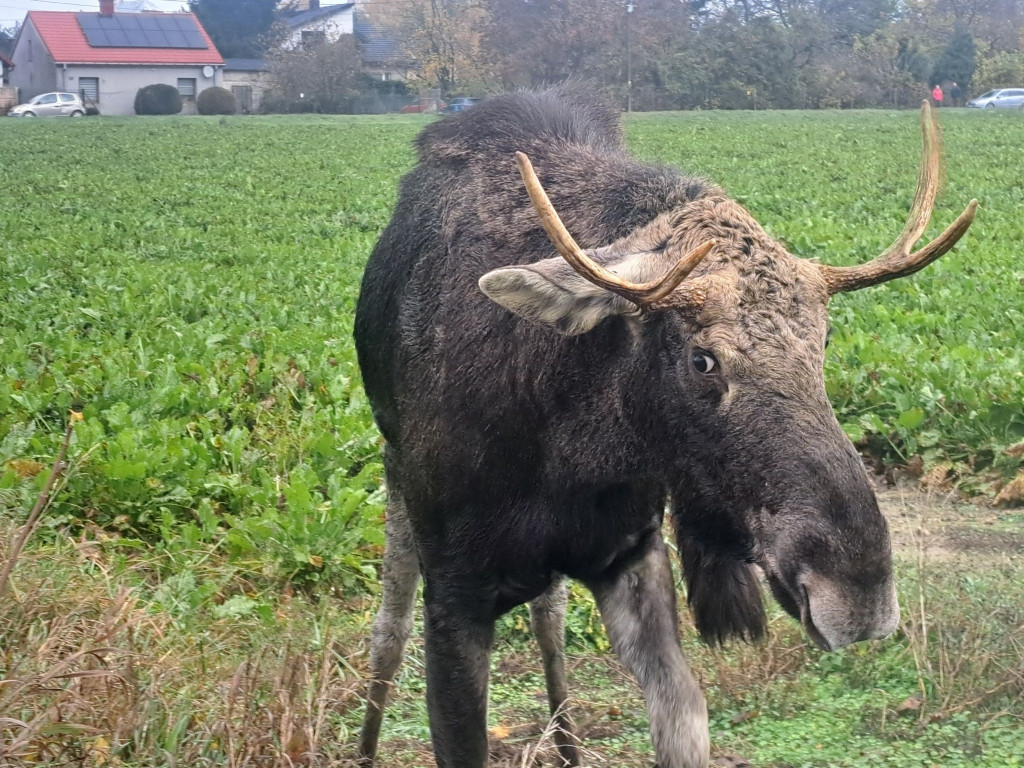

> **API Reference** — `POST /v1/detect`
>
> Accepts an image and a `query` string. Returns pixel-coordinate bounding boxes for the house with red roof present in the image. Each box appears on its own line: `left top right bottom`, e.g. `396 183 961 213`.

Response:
8 0 224 115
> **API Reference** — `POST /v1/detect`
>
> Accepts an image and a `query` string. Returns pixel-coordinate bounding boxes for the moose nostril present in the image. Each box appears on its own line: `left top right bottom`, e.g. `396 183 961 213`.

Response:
800 574 900 650
856 613 898 643
871 589 901 640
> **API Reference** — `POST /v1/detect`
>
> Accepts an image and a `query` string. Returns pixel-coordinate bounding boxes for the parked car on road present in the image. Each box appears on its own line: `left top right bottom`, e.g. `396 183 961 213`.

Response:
8 92 86 117
966 88 1024 109
441 97 482 113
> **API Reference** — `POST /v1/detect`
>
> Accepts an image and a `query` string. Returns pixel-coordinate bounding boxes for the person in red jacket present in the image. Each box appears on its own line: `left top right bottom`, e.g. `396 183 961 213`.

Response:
932 84 944 107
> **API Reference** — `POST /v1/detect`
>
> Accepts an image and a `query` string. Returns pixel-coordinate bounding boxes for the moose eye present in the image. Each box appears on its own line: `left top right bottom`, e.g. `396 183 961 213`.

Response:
692 349 717 375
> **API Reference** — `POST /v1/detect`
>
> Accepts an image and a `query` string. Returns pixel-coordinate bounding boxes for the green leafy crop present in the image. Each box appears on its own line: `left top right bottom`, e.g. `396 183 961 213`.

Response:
1 109 1020 593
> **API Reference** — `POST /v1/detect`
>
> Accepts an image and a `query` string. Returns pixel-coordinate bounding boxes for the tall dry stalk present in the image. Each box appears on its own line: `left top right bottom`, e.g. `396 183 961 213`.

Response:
896 489 1024 723
0 417 76 600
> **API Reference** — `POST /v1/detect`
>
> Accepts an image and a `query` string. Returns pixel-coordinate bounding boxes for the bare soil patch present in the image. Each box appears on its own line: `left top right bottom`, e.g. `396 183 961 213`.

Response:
876 484 1024 562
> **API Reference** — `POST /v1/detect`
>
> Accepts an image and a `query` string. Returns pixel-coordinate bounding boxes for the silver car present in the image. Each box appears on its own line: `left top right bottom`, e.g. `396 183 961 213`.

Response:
966 88 1024 109
8 92 86 117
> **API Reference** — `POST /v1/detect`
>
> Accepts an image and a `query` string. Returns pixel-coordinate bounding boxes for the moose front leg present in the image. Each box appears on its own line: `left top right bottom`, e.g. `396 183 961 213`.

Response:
587 534 709 768
423 578 496 768
529 578 580 766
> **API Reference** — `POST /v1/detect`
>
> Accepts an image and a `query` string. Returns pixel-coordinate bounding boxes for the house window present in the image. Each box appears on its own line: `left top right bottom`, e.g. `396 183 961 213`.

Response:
177 78 197 100
301 30 326 48
79 77 100 103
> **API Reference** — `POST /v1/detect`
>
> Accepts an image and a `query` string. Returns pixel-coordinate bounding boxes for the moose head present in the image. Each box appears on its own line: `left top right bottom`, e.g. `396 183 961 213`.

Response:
481 102 976 650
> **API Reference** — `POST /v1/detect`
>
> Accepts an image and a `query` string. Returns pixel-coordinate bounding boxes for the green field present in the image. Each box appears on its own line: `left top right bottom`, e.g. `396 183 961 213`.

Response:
1 110 1022 767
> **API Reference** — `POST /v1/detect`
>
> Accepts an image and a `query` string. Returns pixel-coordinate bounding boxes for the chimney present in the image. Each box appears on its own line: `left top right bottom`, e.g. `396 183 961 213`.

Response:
99 0 115 16
309 0 320 9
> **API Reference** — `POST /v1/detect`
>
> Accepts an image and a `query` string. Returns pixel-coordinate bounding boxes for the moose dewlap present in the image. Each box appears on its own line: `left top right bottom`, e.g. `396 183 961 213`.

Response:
353 85 975 768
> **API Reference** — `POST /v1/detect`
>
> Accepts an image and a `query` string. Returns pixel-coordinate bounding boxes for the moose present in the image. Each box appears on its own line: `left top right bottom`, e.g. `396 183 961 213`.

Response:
353 86 976 768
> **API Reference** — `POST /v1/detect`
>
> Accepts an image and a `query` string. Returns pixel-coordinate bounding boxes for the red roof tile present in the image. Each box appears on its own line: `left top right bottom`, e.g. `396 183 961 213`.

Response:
28 11 223 66
0 51 13 68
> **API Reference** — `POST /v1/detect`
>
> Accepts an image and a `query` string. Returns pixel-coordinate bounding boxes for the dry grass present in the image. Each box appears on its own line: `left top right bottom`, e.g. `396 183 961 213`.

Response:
0 526 369 767
487 704 600 768
896 491 1024 723
2 488 1022 766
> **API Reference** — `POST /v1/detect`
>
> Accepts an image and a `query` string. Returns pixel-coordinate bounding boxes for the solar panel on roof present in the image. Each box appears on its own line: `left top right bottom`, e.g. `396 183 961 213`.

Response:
106 28 129 46
75 12 208 49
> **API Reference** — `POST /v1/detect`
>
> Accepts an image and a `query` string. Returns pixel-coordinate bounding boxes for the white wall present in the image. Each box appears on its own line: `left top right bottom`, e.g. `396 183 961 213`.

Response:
283 9 354 50
59 64 224 115
9 18 58 100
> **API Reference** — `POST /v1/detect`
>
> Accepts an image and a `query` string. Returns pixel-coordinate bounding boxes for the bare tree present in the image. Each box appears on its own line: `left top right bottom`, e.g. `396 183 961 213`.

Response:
264 36 363 112
485 0 621 86
365 0 489 95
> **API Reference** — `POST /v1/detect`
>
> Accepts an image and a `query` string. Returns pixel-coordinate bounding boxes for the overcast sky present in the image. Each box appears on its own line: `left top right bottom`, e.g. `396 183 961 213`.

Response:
1 0 187 27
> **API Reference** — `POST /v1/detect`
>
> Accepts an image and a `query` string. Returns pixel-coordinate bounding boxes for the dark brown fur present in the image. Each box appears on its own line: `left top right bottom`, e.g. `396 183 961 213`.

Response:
354 85 899 768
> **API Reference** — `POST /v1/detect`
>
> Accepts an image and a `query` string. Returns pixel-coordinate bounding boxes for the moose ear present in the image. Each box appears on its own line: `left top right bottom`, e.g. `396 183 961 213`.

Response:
479 254 643 336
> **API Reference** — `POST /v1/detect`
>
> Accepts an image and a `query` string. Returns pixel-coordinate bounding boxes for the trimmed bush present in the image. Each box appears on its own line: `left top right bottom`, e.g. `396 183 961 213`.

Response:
134 84 183 116
197 86 237 116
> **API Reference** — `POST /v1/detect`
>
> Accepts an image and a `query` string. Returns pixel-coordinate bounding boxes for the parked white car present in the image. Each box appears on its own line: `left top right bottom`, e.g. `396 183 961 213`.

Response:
8 92 86 117
966 88 1024 109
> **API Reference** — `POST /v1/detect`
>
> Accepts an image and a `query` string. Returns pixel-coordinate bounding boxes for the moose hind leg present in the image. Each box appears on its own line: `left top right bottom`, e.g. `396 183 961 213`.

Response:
529 578 580 766
587 534 709 768
357 496 420 766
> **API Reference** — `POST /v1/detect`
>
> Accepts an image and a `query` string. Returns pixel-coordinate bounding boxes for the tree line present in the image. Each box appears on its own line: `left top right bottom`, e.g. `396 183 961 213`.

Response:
191 0 1024 110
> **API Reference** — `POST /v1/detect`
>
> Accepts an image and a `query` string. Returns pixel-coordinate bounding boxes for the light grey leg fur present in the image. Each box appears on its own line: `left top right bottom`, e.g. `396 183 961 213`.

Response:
357 493 420 766
587 536 709 768
529 578 580 767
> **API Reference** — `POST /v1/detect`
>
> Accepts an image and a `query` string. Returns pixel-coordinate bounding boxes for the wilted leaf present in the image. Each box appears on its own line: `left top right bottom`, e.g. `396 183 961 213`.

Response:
905 455 924 478
920 462 952 490
897 695 924 714
88 735 110 767
729 709 759 725
1005 441 1024 459
994 472 1024 507
8 459 45 478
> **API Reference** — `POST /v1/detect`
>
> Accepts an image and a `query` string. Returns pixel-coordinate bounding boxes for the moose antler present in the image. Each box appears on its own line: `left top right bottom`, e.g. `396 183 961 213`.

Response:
821 102 977 294
515 151 715 310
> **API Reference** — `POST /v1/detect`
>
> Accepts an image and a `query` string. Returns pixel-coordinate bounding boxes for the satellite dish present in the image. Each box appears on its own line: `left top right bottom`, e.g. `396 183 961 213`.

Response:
203 65 214 78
